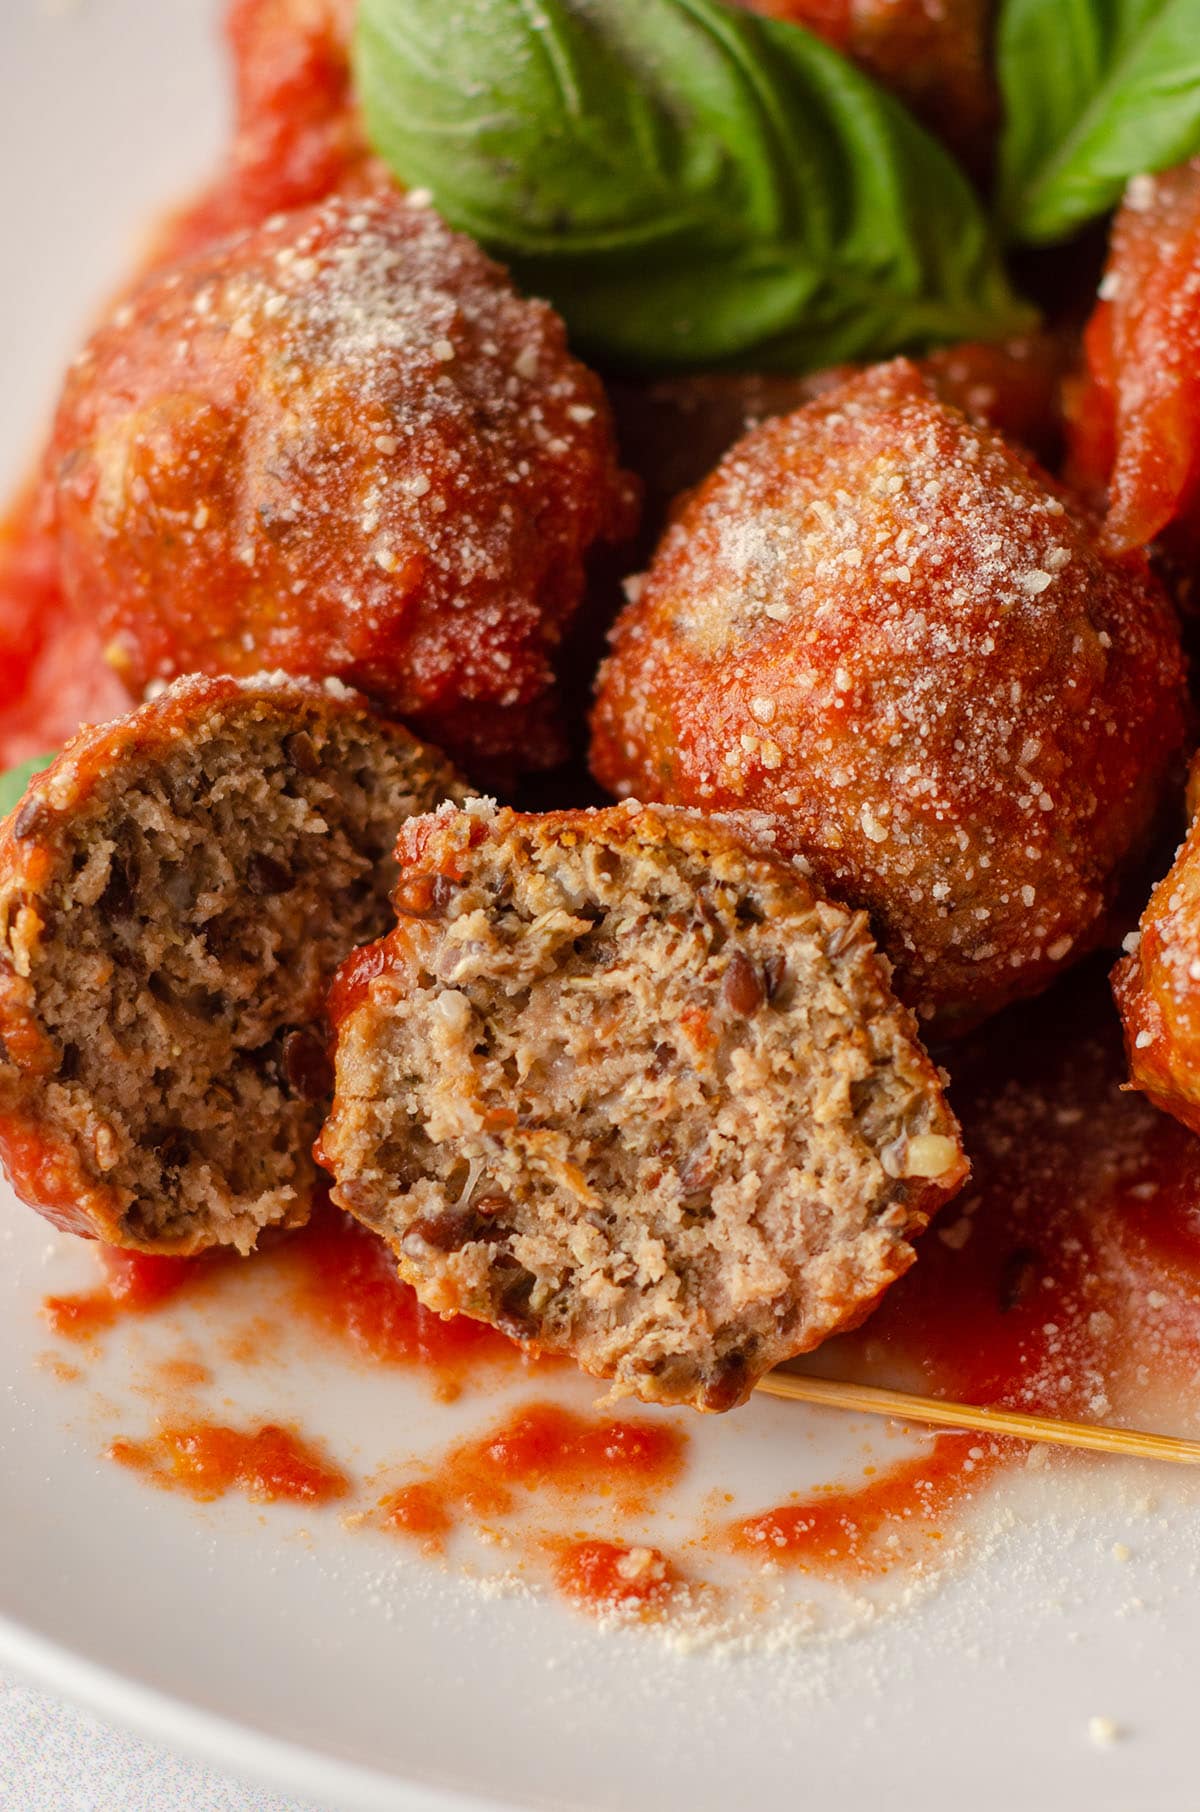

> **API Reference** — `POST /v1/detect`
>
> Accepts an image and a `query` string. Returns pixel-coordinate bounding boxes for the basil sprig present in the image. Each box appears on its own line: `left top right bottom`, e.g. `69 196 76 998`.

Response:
997 0 1200 245
0 753 55 822
355 0 1032 372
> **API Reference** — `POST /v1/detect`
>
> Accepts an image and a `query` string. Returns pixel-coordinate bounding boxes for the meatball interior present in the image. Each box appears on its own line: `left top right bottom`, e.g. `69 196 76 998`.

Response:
0 677 464 1254
320 801 967 1411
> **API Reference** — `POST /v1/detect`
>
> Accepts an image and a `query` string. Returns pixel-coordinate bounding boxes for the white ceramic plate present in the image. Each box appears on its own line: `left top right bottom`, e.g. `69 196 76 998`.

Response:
4 6 1200 1809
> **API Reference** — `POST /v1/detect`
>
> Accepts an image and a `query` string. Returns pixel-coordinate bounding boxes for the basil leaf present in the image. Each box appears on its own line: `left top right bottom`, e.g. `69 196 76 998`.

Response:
355 0 1033 371
997 0 1200 245
0 753 56 822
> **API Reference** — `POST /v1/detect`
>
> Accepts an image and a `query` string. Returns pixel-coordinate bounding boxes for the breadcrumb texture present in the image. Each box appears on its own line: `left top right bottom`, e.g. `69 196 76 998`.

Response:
50 187 637 776
0 674 465 1254
319 800 967 1411
592 359 1187 1033
1114 756 1200 1136
732 0 997 176
611 333 1068 537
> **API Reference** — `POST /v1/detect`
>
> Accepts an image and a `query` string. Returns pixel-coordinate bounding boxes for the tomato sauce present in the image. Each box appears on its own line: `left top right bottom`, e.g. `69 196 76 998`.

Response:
41 1199 532 1395
726 966 1200 1552
16 0 1200 1630
551 1538 681 1615
277 1203 536 1396
375 1401 688 1552
108 1419 349 1505
0 491 127 773
43 1246 210 1341
0 0 366 779
729 1434 1002 1575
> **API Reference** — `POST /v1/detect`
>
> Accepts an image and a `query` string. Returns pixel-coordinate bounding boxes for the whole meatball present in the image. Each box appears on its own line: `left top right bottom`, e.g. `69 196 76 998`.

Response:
1113 758 1200 1135
1067 160 1200 579
591 361 1187 1032
50 187 637 776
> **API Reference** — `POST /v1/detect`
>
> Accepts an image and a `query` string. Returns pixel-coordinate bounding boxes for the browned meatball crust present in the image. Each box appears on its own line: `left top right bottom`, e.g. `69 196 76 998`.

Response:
318 800 967 1411
592 360 1187 1034
49 187 637 778
0 675 465 1254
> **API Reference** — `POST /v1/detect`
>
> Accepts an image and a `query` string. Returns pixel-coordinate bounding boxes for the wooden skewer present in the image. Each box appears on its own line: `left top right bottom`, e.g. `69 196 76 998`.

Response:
754 1371 1200 1467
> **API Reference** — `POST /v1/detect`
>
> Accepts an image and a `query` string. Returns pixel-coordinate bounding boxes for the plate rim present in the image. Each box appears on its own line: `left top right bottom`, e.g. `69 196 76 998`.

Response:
0 1606 524 1812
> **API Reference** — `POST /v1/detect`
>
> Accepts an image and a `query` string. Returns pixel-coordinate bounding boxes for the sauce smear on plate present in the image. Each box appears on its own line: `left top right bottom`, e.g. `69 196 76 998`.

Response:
109 1420 350 1505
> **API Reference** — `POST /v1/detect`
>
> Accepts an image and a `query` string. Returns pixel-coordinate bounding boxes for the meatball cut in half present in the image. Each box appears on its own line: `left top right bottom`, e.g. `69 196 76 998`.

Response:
1113 764 1200 1136
50 186 637 777
592 359 1187 1034
318 800 968 1412
0 675 464 1254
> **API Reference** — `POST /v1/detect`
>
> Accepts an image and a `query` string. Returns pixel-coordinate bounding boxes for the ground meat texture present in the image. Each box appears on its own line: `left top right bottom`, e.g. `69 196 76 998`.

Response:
0 675 465 1254
1113 762 1200 1136
49 188 637 779
591 360 1188 1035
317 800 967 1412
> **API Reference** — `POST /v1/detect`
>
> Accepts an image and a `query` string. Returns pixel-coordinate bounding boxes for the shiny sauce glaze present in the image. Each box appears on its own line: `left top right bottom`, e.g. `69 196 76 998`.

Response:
29 968 1200 1613
43 1245 210 1341
274 1201 534 1397
549 1537 682 1615
12 1 1200 1625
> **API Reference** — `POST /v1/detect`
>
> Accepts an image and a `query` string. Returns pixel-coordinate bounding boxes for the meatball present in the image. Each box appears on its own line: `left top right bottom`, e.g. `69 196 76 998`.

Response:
611 333 1068 540
731 0 998 177
317 799 967 1411
591 360 1187 1032
1067 161 1200 582
50 188 637 777
0 675 465 1255
1113 762 1200 1135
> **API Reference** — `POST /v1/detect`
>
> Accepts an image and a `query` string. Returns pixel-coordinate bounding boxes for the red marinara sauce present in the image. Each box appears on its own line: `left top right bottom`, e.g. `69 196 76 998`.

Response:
109 1420 349 1506
0 491 126 772
43 1246 209 1341
729 1434 998 1575
0 0 368 775
279 1201 528 1393
550 1538 681 1615
42 1198 532 1398
376 1401 688 1551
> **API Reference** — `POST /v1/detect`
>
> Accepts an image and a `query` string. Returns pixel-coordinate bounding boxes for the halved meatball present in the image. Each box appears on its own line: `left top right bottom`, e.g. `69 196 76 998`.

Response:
318 800 967 1411
0 674 465 1254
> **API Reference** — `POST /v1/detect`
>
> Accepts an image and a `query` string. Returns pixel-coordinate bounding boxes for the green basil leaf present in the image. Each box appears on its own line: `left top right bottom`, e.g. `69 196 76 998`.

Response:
997 0 1200 245
0 753 56 822
355 0 1033 371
